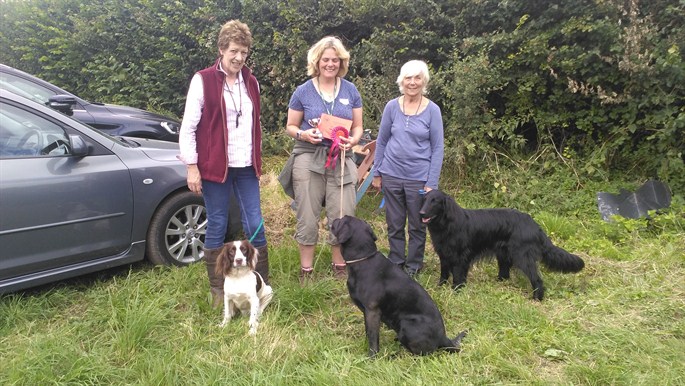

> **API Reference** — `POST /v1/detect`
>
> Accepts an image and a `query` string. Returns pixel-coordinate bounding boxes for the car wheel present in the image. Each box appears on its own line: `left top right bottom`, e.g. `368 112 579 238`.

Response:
146 191 207 266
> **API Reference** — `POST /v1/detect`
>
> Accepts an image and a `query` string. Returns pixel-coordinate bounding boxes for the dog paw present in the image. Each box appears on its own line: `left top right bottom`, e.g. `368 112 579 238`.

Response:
452 283 466 291
249 327 257 336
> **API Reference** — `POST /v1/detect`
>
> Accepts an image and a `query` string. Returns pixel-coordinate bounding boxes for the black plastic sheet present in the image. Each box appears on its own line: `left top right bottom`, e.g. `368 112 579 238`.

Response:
597 180 672 221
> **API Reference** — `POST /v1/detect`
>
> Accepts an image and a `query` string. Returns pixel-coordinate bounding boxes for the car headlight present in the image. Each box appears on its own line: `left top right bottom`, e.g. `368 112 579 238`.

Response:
160 121 180 134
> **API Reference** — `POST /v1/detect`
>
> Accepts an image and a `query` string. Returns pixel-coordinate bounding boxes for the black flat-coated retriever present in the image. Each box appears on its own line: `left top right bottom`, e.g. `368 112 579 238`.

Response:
420 190 584 301
331 215 467 357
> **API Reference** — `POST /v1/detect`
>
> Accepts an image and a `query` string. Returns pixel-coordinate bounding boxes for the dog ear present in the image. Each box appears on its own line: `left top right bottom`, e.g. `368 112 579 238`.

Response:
215 245 229 277
335 220 352 244
248 241 258 271
439 192 448 209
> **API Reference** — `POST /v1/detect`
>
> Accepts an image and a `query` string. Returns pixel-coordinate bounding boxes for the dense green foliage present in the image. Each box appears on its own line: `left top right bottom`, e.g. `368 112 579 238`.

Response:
1 0 683 192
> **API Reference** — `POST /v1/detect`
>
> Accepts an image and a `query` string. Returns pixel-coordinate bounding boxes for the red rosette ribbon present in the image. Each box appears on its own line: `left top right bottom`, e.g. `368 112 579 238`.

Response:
324 126 349 170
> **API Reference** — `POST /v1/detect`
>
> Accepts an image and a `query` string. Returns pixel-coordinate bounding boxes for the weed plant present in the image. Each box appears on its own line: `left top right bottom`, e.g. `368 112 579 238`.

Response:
1 157 683 385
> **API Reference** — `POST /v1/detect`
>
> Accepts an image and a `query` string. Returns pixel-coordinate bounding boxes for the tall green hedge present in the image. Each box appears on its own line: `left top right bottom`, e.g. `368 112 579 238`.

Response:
1 0 683 192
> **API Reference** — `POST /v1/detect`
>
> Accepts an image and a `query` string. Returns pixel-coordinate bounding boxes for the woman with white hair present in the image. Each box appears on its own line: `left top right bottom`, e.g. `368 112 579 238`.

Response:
372 60 444 277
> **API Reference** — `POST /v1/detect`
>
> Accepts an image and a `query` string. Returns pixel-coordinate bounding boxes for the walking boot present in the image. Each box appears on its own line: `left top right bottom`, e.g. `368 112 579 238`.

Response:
255 244 270 285
332 263 347 279
203 247 224 308
299 267 313 286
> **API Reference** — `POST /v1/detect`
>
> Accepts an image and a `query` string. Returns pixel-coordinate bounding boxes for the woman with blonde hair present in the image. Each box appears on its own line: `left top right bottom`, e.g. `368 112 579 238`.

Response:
281 36 363 282
372 60 444 277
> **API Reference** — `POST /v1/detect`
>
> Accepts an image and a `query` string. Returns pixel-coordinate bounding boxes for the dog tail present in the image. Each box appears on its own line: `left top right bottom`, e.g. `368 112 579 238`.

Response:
541 238 584 273
443 330 468 353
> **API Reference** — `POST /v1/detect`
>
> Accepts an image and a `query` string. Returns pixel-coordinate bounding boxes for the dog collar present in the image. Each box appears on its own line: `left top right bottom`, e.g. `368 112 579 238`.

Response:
345 254 373 265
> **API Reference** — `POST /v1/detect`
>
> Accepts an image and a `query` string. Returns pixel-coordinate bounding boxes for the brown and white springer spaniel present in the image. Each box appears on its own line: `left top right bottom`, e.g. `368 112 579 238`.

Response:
215 240 273 335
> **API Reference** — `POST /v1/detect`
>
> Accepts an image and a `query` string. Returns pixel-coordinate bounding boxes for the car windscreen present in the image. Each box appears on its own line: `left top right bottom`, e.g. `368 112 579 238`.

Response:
0 72 55 104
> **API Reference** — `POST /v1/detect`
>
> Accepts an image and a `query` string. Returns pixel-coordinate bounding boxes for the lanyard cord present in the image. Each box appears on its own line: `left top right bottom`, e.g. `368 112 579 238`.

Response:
315 76 337 115
224 78 243 128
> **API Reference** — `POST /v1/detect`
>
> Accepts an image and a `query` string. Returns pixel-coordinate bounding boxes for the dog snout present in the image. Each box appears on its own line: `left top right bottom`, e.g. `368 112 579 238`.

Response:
419 207 429 218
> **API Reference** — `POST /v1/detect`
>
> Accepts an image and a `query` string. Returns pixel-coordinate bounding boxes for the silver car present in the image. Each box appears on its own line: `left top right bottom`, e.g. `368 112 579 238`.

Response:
0 89 207 293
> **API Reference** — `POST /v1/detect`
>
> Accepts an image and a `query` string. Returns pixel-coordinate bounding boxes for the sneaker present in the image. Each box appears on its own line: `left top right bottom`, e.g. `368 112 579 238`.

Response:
299 267 313 286
332 263 347 279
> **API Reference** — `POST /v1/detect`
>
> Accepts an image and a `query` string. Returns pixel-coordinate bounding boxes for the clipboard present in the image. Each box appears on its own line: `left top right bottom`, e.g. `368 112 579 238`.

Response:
318 113 352 139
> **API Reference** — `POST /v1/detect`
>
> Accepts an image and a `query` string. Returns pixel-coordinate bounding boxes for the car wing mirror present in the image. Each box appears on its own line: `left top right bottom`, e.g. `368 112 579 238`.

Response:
69 134 88 157
47 94 77 116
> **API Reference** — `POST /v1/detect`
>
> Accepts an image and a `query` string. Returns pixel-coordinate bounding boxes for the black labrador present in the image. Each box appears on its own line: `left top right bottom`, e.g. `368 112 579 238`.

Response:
331 215 467 357
419 189 585 300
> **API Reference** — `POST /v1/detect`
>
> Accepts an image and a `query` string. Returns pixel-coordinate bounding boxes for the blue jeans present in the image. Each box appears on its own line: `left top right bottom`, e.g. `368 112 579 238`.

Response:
381 175 426 272
202 166 267 249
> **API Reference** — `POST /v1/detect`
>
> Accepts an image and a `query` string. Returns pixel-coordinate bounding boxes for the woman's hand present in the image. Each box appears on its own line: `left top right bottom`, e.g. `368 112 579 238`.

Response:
301 128 323 144
339 135 356 151
186 165 202 194
372 176 382 191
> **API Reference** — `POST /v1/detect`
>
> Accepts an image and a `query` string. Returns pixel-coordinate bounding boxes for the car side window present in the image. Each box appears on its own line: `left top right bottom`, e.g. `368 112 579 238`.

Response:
0 102 71 158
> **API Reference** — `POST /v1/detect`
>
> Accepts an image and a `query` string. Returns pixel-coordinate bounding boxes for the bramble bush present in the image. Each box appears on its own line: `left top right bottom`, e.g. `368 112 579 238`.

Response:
1 0 682 193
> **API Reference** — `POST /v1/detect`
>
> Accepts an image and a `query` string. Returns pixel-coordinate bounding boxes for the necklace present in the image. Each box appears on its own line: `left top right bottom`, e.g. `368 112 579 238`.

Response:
402 95 422 127
316 76 337 115
224 76 242 128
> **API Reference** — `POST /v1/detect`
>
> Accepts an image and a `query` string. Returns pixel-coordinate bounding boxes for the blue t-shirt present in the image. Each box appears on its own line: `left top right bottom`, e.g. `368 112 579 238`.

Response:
288 78 363 132
373 97 444 189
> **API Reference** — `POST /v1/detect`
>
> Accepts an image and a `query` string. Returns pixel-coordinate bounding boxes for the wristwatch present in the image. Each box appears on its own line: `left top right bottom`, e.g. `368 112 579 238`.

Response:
296 130 302 140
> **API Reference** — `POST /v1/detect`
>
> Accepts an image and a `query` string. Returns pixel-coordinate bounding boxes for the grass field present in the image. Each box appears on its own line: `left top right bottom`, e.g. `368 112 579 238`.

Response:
1 161 683 385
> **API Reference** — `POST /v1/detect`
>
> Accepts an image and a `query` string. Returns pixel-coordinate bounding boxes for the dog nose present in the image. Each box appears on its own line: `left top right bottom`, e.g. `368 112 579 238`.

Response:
235 258 244 265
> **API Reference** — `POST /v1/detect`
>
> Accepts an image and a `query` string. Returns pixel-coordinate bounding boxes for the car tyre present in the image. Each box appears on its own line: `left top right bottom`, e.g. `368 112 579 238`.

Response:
146 191 207 266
